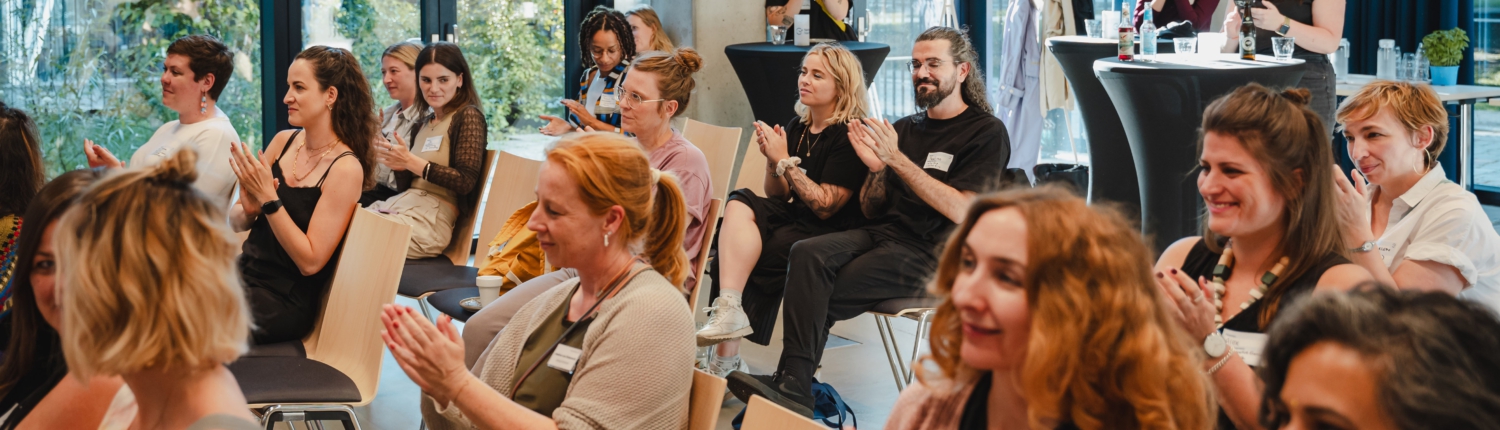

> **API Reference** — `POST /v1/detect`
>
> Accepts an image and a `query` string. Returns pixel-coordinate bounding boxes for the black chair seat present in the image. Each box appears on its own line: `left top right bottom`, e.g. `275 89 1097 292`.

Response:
870 296 942 316
228 357 360 404
428 287 481 322
398 261 479 298
242 341 306 358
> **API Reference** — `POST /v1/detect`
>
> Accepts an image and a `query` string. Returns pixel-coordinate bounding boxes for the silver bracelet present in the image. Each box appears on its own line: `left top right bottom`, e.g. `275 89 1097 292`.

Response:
1207 351 1234 375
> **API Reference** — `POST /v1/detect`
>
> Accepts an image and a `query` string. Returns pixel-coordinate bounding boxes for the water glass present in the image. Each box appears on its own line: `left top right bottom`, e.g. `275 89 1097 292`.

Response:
1402 53 1418 81
767 25 787 45
1085 19 1102 39
1174 37 1197 54
1272 37 1295 61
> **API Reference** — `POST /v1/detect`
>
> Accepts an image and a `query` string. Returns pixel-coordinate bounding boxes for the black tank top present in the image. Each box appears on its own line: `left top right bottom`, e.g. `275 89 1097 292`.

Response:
1251 0 1316 56
1179 238 1348 333
239 130 355 300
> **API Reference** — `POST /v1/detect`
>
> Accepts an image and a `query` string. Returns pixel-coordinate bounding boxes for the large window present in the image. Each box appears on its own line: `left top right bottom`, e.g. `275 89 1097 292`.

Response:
460 0 565 158
866 0 942 121
1472 1 1500 188
303 0 421 110
2 0 262 175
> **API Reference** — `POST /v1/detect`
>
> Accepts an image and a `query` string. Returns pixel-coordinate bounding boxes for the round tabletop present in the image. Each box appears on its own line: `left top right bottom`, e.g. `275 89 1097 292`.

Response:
725 42 891 124
1094 53 1305 76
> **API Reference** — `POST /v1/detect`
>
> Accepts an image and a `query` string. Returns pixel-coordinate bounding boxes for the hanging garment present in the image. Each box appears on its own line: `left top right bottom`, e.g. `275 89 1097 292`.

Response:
994 0 1043 180
1037 0 1076 112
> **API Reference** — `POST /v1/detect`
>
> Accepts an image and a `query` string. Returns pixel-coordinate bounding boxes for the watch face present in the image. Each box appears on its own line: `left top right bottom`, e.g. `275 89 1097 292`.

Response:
1205 333 1228 357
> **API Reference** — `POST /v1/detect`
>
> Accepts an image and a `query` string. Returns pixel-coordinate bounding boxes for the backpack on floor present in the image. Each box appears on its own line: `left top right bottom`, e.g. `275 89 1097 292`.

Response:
477 201 553 292
730 378 857 429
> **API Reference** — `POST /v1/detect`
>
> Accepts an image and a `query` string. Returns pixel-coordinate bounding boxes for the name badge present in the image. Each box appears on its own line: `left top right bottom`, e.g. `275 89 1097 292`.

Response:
1221 329 1269 367
152 145 172 159
923 152 954 172
422 136 443 153
599 93 618 109
547 344 583 374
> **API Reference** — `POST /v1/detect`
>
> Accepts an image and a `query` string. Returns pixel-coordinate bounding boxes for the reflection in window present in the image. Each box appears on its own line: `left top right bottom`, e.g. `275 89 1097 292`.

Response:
1 0 262 174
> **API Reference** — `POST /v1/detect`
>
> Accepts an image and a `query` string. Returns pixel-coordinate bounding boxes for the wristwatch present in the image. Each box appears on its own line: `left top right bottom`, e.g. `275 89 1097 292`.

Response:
1276 17 1293 36
1203 331 1228 358
1351 241 1377 253
261 199 284 216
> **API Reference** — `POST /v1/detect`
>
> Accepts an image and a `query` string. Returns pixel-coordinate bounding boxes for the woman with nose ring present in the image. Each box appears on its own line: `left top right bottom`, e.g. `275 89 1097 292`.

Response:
1331 80 1500 312
539 6 635 136
366 42 488 259
83 34 243 207
1154 83 1369 430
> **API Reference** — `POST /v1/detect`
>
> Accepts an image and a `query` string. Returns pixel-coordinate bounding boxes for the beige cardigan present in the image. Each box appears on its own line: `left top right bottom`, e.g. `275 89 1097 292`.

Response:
421 269 696 430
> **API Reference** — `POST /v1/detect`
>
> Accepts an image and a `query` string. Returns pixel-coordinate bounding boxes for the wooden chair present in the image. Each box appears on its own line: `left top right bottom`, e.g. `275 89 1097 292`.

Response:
869 296 942 392
733 143 770 197
231 208 412 429
682 118 742 200
687 198 723 309
741 395 825 430
688 369 727 430
439 149 499 266
399 151 545 319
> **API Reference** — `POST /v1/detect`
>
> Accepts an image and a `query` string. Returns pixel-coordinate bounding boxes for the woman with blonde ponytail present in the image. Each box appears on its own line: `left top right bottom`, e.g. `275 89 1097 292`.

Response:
383 132 696 430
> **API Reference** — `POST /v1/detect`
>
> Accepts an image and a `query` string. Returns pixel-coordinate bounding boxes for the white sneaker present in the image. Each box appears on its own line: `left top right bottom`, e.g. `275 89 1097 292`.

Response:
696 296 753 347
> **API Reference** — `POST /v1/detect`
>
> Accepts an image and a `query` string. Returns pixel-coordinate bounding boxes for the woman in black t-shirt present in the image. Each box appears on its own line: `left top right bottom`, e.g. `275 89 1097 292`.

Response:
1221 0 1344 134
766 0 857 41
1154 84 1370 429
696 43 870 377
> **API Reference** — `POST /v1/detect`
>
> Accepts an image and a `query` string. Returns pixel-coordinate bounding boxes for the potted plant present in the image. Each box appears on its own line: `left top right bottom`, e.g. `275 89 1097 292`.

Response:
1423 28 1469 86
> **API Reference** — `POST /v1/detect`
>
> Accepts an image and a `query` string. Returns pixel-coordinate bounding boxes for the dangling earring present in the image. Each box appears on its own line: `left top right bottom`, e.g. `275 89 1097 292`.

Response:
200 92 208 114
327 103 333 111
604 232 611 247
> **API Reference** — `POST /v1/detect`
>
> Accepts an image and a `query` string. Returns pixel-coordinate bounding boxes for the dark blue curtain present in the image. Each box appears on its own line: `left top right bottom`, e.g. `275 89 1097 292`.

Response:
1343 0 1474 84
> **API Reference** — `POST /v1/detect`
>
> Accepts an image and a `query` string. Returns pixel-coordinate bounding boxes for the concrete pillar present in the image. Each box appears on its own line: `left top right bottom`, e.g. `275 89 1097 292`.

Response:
651 0 763 183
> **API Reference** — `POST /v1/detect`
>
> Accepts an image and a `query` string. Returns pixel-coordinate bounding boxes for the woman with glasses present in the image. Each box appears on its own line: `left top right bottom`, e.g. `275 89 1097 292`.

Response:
539 6 636 136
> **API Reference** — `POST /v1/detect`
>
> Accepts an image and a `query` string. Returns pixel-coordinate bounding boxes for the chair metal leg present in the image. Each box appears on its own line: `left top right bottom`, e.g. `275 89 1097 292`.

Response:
906 311 933 386
873 314 907 391
417 298 435 320
257 405 362 430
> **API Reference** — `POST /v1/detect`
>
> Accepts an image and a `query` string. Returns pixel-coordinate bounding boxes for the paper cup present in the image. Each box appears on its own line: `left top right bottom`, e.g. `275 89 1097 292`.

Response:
476 275 504 307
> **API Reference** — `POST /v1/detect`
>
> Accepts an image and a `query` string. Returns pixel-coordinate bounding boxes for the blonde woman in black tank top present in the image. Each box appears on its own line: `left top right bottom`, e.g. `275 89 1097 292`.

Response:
229 46 377 345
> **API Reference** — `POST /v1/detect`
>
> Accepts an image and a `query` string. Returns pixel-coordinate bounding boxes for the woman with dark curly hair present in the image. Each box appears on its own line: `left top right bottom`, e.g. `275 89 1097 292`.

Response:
539 6 636 136
886 186 1215 430
1259 285 1500 430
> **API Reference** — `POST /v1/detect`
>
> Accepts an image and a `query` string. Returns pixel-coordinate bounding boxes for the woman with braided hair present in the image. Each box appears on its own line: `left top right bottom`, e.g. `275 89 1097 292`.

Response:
539 6 636 136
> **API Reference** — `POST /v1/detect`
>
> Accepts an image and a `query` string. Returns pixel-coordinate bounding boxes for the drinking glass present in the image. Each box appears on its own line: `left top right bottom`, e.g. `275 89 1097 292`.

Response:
1174 37 1197 54
1085 19 1102 39
1402 53 1418 81
768 25 787 45
1272 37 1295 61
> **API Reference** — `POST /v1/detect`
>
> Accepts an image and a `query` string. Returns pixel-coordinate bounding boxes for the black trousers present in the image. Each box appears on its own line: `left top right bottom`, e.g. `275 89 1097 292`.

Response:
777 228 936 393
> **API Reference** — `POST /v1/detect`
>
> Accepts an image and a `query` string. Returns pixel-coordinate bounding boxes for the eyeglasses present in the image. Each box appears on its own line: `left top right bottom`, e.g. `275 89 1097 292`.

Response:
907 59 948 73
590 45 620 59
617 88 666 108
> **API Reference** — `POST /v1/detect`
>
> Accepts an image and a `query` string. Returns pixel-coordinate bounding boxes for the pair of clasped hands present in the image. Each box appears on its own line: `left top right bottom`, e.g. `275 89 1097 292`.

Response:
749 117 903 173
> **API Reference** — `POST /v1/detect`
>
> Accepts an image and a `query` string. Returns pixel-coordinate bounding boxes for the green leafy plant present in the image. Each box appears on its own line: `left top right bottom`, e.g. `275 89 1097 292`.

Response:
1423 27 1470 67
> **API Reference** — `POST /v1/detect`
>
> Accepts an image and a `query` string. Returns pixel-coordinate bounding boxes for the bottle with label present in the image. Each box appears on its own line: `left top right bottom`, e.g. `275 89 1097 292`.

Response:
1118 22 1135 60
1140 7 1157 61
1238 0 1256 60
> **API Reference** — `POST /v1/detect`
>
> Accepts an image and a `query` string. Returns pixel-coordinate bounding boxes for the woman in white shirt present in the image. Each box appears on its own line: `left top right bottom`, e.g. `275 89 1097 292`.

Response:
1332 80 1500 311
362 40 425 206
83 34 242 207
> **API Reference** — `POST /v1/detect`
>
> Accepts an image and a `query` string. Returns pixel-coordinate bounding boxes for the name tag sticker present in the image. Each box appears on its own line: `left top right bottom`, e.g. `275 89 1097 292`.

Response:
152 146 172 158
422 136 443 153
547 344 583 374
599 93 618 109
924 152 954 172
1221 329 1269 367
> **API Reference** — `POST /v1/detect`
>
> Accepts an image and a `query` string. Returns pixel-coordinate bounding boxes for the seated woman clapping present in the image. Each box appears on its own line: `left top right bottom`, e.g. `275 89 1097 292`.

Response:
886 187 1214 429
383 132 696 430
697 42 871 377
1330 80 1500 311
56 150 259 429
1155 84 1371 430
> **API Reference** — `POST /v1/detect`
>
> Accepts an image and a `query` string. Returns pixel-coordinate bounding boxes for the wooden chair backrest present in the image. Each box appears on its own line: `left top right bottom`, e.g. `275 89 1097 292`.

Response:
688 198 722 308
742 395 826 430
439 150 499 265
733 143 769 197
475 151 547 255
682 118 741 200
302 208 411 406
688 369 727 430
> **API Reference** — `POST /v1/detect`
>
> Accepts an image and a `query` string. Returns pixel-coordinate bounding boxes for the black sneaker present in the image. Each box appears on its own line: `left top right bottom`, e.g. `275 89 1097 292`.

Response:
726 371 815 418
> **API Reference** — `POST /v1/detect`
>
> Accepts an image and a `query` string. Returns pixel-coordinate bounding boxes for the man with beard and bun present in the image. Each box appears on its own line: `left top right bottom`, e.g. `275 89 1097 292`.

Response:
727 26 1008 417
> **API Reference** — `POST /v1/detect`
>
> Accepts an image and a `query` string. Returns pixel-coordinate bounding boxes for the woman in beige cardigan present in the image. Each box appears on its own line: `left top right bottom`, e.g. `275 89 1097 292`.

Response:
381 132 696 430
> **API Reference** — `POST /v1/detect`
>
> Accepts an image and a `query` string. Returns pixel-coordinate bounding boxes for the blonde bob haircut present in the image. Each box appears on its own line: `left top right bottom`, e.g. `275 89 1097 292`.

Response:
546 132 691 290
921 186 1215 430
1335 80 1450 170
625 6 675 52
794 42 869 126
56 149 250 378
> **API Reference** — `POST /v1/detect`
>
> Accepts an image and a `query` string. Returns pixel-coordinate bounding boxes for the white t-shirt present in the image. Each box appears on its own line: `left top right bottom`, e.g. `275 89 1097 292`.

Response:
1374 165 1500 312
129 107 241 207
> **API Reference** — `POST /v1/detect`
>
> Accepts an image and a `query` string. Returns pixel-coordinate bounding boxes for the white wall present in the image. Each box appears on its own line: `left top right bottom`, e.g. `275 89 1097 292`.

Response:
649 0 763 181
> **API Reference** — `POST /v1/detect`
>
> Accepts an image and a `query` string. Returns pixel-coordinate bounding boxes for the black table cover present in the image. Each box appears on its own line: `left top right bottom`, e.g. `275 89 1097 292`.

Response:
1094 54 1304 252
725 42 891 124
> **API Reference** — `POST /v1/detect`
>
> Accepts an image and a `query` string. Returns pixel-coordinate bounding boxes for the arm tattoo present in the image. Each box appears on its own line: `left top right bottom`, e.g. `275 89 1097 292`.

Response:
860 168 891 219
783 167 853 219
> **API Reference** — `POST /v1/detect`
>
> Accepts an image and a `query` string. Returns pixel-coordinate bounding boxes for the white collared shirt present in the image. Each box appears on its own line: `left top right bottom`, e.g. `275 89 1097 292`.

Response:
375 102 424 189
1375 165 1500 312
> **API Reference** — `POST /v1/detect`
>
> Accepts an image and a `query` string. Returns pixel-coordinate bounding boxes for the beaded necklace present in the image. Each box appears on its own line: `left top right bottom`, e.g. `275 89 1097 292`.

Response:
1209 243 1290 327
0 216 22 316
